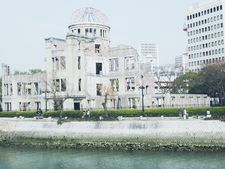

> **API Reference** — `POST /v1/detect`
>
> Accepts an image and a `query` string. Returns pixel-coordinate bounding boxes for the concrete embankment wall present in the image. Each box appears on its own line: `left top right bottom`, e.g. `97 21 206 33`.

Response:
0 118 225 151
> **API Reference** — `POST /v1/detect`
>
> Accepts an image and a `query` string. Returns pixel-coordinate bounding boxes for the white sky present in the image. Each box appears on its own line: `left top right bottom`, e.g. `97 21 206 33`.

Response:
0 0 198 72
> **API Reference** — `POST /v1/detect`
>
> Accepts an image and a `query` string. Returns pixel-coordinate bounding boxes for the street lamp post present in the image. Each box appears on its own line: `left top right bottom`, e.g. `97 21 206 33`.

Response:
139 75 145 112
41 90 48 112
41 81 50 112
45 91 48 112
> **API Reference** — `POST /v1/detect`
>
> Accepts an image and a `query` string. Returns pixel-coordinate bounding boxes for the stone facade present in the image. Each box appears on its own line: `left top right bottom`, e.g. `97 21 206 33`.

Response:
1 65 46 111
153 93 210 108
1 7 210 111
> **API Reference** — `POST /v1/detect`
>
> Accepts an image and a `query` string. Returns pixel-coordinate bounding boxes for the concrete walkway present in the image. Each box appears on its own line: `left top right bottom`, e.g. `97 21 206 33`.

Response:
0 118 225 143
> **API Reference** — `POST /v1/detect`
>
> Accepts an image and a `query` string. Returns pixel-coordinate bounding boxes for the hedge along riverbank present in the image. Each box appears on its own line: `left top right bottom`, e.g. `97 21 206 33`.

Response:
0 107 224 120
0 111 36 118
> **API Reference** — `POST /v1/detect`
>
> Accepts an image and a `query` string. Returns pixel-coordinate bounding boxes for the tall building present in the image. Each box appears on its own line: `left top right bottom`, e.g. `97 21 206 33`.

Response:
175 53 188 76
185 0 225 72
140 43 159 75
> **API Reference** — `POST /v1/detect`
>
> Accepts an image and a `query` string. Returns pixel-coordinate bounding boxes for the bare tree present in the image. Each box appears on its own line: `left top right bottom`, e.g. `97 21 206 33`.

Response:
101 84 115 111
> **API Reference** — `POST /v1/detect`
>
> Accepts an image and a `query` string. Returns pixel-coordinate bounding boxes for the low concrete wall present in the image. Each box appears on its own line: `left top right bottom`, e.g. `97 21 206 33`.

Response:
0 118 225 151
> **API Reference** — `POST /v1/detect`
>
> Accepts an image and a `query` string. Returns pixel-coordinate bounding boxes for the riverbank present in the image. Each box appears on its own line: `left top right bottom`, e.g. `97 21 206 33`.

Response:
0 118 225 151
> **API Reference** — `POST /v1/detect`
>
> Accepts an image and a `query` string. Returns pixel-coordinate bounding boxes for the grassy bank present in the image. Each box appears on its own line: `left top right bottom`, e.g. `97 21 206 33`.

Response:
0 107 224 120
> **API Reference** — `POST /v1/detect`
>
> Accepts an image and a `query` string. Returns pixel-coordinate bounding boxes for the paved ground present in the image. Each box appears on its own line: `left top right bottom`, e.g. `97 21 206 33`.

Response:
0 118 224 142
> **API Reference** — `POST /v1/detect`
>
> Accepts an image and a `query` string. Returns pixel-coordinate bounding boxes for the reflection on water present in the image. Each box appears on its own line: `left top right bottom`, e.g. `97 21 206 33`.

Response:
0 146 225 169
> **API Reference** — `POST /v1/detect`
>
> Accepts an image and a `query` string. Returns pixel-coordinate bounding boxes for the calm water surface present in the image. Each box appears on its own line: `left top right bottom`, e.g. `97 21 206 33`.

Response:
0 146 225 169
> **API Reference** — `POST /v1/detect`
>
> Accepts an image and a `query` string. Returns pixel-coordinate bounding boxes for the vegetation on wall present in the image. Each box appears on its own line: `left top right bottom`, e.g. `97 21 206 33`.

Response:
14 69 45 75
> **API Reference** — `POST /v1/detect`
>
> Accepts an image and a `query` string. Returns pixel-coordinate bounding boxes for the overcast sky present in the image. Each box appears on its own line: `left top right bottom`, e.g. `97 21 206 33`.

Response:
0 0 198 72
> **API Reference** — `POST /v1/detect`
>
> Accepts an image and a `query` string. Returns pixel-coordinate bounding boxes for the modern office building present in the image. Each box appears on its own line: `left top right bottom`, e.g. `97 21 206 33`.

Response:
185 0 225 72
140 43 159 75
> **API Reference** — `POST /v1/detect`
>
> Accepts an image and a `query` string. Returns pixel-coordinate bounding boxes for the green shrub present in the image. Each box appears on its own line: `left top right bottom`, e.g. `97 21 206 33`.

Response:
0 107 225 120
0 111 36 118
44 111 61 118
44 110 83 118
186 107 225 118
209 107 225 119
90 107 225 120
16 111 36 118
0 112 17 117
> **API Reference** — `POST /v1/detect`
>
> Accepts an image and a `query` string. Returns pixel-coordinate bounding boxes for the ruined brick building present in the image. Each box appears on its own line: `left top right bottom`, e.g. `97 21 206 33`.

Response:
1 8 210 111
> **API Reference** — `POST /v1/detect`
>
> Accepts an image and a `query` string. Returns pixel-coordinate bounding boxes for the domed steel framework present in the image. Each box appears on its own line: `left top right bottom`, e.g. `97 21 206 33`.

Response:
71 7 109 26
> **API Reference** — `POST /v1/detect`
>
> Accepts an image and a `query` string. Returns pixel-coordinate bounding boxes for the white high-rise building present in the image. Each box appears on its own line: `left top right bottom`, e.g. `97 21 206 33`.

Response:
140 43 159 75
185 0 225 72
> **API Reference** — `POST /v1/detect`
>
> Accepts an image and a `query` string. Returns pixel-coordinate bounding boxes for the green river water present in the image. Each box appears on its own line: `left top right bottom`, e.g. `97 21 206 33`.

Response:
0 146 225 169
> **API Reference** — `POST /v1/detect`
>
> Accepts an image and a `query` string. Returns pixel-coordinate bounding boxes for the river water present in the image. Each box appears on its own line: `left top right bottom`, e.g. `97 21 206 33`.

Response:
0 146 225 169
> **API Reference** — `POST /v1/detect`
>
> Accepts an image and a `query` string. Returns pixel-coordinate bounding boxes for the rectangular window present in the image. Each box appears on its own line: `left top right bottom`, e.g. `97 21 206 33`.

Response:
109 58 119 72
10 84 13 96
96 63 102 75
17 82 22 95
55 57 59 70
125 57 135 70
100 29 102 37
5 102 12 112
110 79 119 92
4 84 8 96
61 79 66 92
95 44 101 53
96 84 102 96
34 82 39 95
60 56 66 70
52 57 60 70
54 79 60 92
125 77 135 91
27 83 32 95
85 28 88 36
78 56 81 70
78 78 81 91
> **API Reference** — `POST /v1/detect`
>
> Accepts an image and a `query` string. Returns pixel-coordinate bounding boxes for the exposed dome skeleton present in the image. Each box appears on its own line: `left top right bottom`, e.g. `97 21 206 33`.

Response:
71 7 109 26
